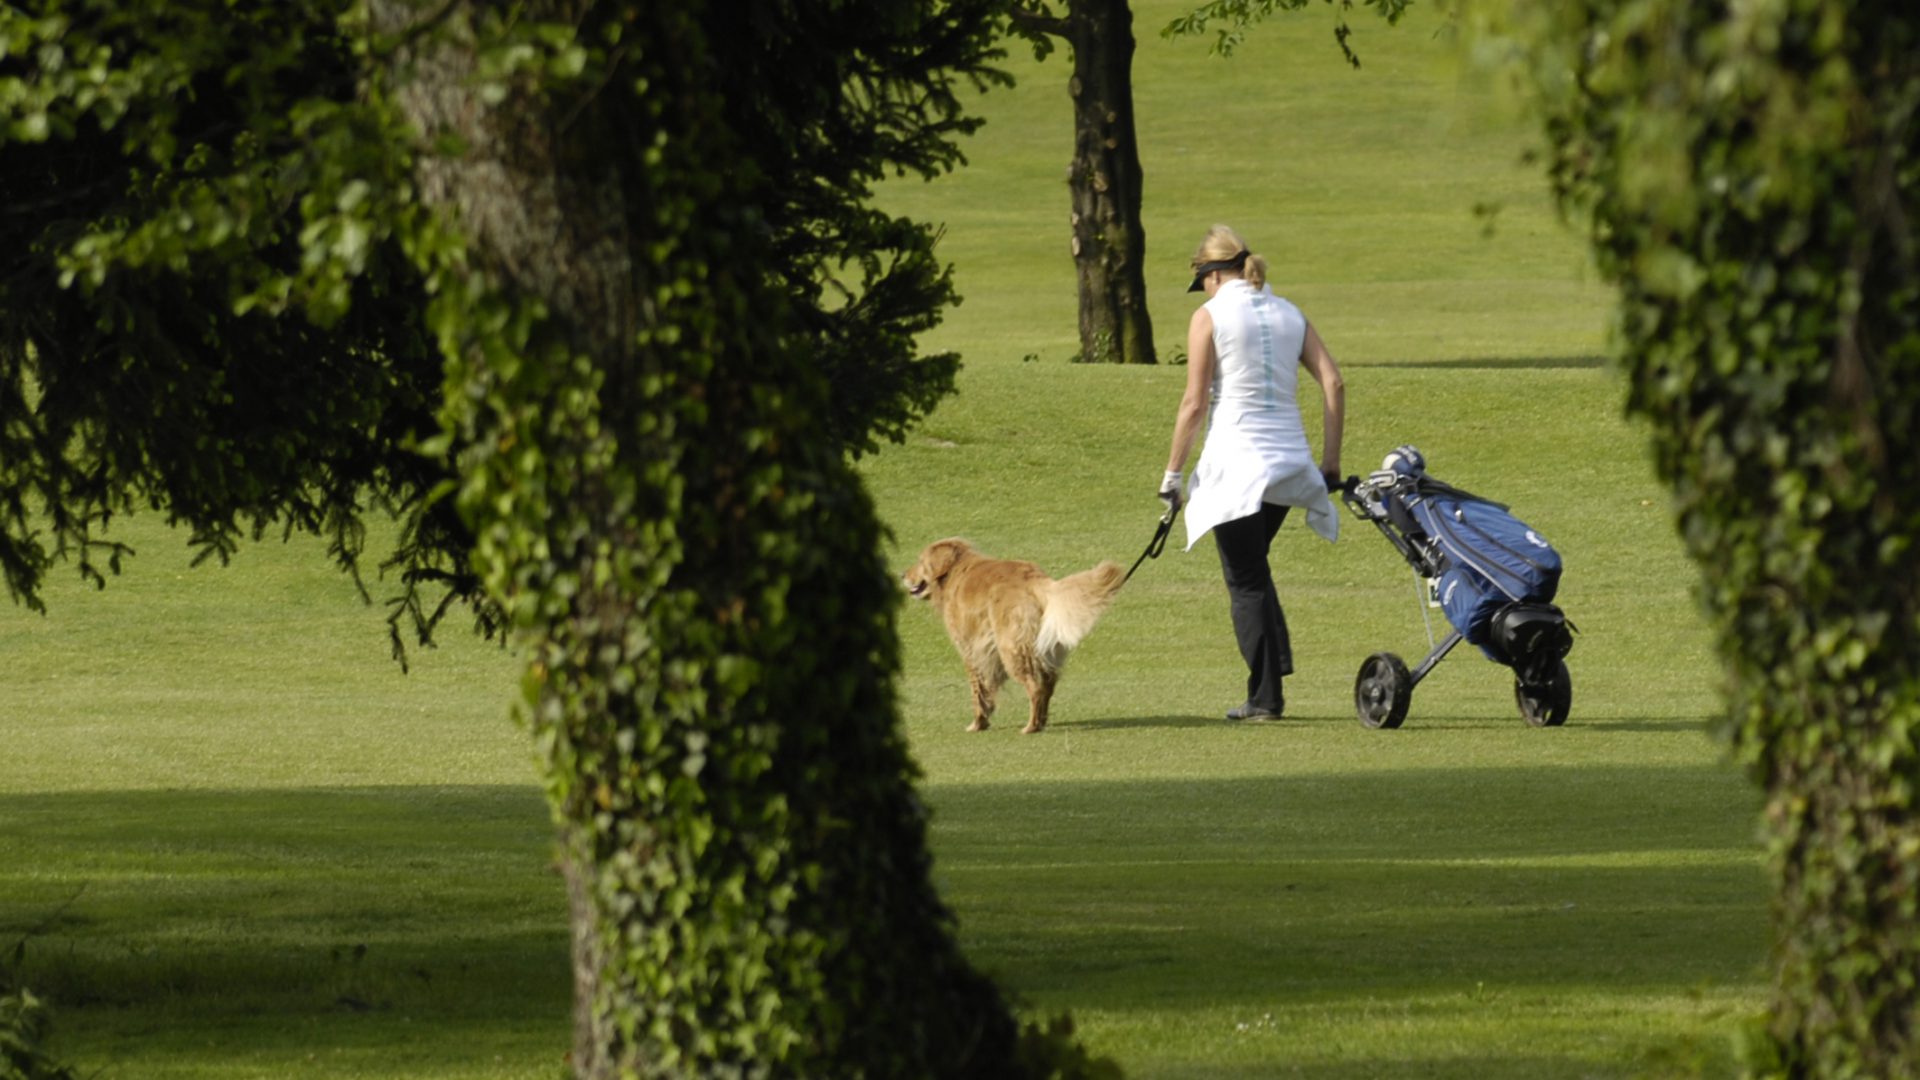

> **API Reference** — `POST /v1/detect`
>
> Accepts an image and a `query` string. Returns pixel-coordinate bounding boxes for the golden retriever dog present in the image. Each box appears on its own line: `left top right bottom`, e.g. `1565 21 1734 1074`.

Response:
902 539 1127 734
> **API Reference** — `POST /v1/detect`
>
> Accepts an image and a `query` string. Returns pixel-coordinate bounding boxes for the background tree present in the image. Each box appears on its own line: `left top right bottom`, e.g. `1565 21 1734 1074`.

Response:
0 0 1114 1074
1475 2 1920 1073
1009 0 1158 365
1007 0 1411 366
1162 0 1411 62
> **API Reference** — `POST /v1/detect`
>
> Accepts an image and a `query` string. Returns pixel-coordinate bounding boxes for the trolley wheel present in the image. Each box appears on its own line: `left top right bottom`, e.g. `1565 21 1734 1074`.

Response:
1354 652 1413 729
1515 660 1573 727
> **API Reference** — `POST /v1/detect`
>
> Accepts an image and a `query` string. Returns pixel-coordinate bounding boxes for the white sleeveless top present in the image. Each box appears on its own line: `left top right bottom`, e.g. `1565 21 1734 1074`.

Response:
1182 279 1339 549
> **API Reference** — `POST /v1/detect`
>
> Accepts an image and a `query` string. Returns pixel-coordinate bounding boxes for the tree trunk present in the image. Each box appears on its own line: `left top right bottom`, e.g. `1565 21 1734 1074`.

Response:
369 2 1045 1075
1065 0 1157 364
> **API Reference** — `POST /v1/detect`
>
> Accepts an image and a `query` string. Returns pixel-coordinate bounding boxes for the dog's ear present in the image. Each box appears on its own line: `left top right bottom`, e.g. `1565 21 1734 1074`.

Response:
921 538 970 582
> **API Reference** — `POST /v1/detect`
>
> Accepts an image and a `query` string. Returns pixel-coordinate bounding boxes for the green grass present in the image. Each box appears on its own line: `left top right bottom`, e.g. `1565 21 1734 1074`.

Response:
0 4 1766 1077
868 359 1761 1078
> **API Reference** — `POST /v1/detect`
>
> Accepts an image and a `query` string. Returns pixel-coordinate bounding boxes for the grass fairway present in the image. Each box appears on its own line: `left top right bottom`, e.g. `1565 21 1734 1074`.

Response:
0 3 1765 1078
870 365 1763 1079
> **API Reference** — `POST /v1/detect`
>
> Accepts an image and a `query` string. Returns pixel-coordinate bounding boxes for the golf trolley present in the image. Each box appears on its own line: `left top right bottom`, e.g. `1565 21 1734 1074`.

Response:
1340 446 1575 729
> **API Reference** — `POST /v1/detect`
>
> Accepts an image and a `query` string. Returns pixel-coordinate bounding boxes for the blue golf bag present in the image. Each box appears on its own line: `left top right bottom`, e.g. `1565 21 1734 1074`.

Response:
1342 445 1575 729
1409 484 1562 655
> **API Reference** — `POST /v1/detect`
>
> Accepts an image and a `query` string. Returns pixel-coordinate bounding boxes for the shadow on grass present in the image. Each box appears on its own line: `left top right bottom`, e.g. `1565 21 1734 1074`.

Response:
1066 713 1697 733
926 764 1766 1017
0 785 569 1074
1300 716 1710 733
1589 717 1716 733
1354 355 1610 371
1133 1053 1718 1080
0 767 1762 1078
1067 714 1230 731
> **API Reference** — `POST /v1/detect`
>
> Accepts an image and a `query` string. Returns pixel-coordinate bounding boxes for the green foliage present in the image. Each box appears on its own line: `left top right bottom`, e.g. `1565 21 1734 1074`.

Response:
0 988 76 1080
1 927 76 1080
1162 0 1413 62
0 0 981 649
1475 1 1920 1073
0 0 484 659
709 2 1007 456
1016 1016 1126 1079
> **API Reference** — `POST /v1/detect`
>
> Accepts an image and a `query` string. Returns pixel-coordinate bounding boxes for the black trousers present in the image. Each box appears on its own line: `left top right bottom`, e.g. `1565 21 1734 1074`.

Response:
1213 502 1293 712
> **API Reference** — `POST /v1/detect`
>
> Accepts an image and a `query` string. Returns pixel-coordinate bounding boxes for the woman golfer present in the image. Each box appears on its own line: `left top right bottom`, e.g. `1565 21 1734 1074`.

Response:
1159 224 1345 721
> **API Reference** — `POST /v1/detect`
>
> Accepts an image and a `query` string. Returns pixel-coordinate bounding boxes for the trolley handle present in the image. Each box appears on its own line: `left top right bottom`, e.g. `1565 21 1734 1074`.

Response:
1340 473 1389 520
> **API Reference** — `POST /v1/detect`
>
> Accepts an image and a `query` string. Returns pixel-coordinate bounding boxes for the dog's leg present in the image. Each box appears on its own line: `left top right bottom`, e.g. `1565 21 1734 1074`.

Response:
966 663 1003 732
1003 647 1055 735
1019 670 1055 735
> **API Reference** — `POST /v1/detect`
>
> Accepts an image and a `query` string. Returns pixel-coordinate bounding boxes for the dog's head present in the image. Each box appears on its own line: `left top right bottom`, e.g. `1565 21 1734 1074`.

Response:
902 538 973 601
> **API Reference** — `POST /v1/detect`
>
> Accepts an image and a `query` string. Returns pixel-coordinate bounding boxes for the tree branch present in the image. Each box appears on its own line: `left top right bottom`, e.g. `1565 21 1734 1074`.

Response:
1008 2 1068 40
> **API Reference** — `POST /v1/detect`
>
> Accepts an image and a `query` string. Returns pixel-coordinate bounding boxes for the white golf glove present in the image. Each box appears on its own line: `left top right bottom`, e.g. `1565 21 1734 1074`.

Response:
1158 469 1184 517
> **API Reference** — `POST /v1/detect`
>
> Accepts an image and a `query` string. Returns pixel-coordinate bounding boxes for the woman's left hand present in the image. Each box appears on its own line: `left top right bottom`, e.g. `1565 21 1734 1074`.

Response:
1159 470 1185 517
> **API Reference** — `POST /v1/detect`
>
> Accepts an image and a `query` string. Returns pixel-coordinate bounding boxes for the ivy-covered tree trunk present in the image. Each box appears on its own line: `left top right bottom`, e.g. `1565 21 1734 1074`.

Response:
2 0 1113 1070
1487 2 1920 1073
371 1 1060 1075
1066 0 1156 364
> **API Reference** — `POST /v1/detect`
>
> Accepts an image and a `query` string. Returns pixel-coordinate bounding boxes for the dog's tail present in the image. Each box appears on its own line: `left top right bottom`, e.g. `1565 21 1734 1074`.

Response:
1037 560 1128 659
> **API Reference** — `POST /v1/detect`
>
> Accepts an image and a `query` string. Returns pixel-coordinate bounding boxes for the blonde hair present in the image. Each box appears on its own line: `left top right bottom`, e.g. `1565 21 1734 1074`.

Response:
1191 224 1269 290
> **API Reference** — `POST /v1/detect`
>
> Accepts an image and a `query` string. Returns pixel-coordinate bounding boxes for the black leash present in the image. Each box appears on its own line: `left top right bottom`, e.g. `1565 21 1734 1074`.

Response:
1124 510 1177 582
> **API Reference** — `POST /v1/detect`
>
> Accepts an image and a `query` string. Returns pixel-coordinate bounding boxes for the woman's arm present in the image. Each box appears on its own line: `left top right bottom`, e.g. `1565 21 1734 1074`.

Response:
1165 306 1216 475
1300 320 1344 482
